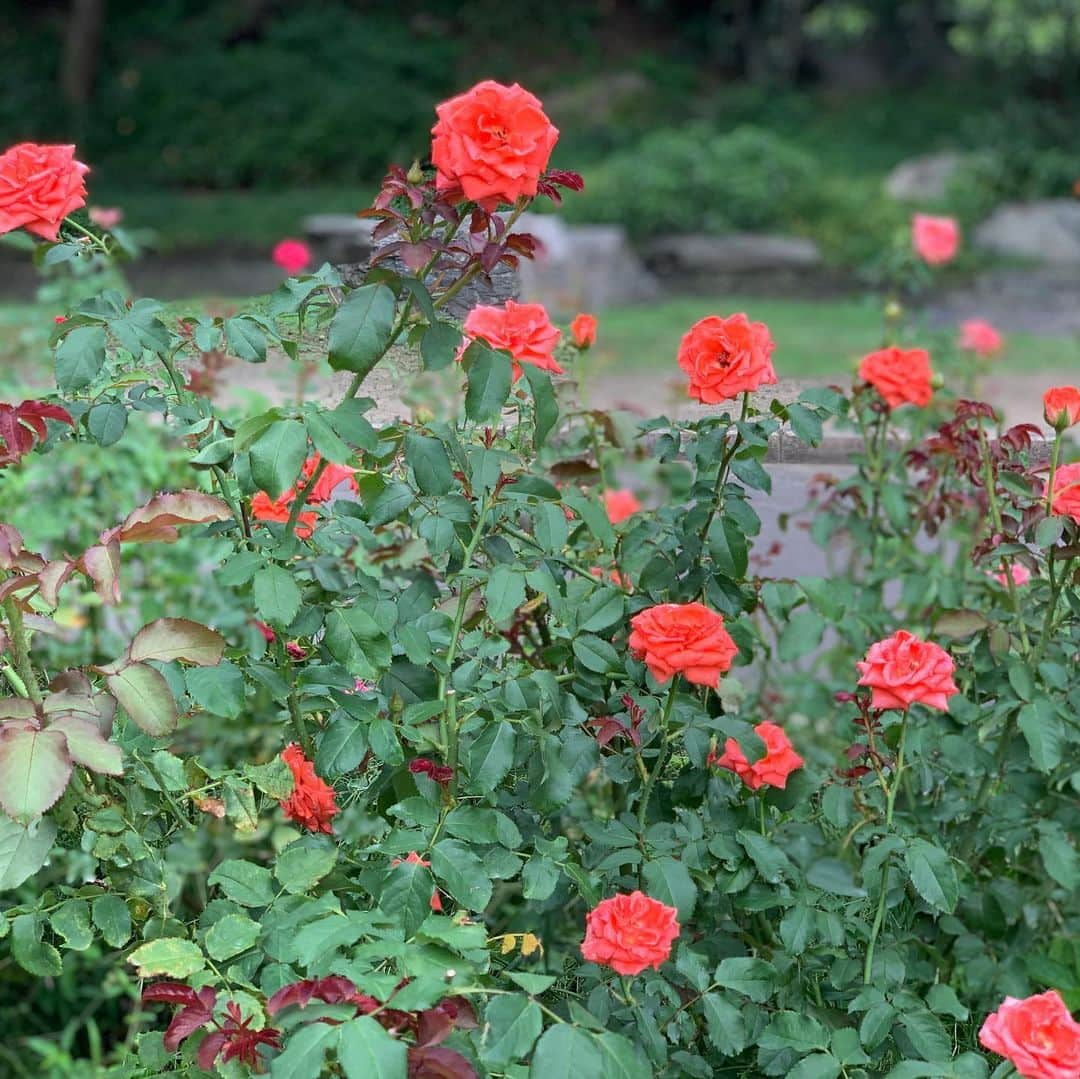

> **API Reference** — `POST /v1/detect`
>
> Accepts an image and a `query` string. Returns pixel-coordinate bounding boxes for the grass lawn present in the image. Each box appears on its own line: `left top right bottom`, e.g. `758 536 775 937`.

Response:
584 295 1080 379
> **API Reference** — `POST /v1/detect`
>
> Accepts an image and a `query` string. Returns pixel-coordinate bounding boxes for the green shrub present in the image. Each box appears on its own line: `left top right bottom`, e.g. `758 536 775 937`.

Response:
564 123 823 238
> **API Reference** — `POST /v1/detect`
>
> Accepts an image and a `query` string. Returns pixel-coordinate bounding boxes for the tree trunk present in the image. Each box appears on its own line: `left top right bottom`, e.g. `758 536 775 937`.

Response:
62 0 106 112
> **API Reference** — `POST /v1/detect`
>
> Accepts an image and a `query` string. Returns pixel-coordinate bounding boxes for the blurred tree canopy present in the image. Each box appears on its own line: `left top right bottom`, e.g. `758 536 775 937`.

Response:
1 0 1076 190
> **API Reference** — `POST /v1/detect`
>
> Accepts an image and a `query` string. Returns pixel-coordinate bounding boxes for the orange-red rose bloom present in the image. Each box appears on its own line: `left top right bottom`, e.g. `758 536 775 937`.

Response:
979 991 1080 1079
958 319 1002 358
629 602 738 688
280 743 339 834
300 454 359 502
858 346 934 410
856 630 958 712
581 891 680 976
1047 461 1080 522
431 80 558 208
912 213 959 265
677 314 776 404
570 313 597 349
462 300 562 382
603 488 641 524
1043 386 1080 429
709 721 804 790
0 142 89 241
251 491 317 539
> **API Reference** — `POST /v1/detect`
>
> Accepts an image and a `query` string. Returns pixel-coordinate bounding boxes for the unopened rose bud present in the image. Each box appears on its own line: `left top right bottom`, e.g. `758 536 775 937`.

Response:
415 405 435 424
884 300 903 320
406 159 424 184
930 372 945 390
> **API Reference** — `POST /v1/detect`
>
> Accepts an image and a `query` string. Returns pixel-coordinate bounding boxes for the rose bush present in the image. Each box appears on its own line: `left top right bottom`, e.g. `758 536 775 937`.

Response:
0 79 1078 1079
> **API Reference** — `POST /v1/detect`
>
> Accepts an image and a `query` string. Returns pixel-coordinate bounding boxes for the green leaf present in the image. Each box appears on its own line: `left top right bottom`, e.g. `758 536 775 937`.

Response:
50 899 93 950
0 815 56 889
338 1016 407 1079
324 607 391 679
736 830 793 883
86 401 128 446
186 661 245 718
379 858 434 939
0 726 72 822
208 859 276 906
572 634 622 674
926 984 969 1021
485 565 526 624
430 839 492 911
1038 824 1079 889
464 341 513 422
715 956 779 1002
244 757 295 799
47 715 123 775
105 663 178 736
903 839 958 913
1018 698 1064 772
129 618 226 665
506 972 557 995
234 410 282 451
205 912 261 960
55 326 105 391
642 856 697 920
806 858 866 897
421 320 460 371
12 913 62 976
701 992 749 1055
328 284 397 375
304 410 353 464
522 364 559 447
482 995 543 1068
898 1008 952 1063
250 419 308 499
785 403 823 446
529 1026 605 1078
92 894 132 947
787 1054 841 1079
269 1021 340 1079
224 316 267 362
254 565 303 627
759 1011 830 1053
127 937 205 979
366 481 415 526
405 433 454 495
777 609 825 661
465 721 516 792
522 856 560 900
316 717 368 775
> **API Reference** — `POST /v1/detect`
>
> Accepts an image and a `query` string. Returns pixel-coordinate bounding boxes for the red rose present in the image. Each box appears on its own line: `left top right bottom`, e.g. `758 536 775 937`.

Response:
858 346 934 410
1047 461 1080 522
958 319 1002 358
912 213 959 265
581 891 680 976
300 454 359 502
432 80 559 208
280 743 339 834
629 602 739 688
602 488 641 524
856 630 958 712
250 490 317 539
570 313 597 349
1043 386 1080 429
979 991 1080 1079
677 314 776 404
709 721 804 790
272 238 311 276
461 300 562 382
0 142 89 241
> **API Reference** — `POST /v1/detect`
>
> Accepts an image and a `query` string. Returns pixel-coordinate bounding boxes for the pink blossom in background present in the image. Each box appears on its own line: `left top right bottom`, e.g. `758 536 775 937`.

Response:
959 319 1002 357
88 206 123 229
272 238 312 276
912 213 959 265
988 563 1031 587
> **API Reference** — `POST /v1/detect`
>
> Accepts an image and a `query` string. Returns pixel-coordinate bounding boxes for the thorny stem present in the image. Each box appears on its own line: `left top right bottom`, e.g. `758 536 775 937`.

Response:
2 597 42 705
637 680 679 834
697 392 750 550
863 709 908 985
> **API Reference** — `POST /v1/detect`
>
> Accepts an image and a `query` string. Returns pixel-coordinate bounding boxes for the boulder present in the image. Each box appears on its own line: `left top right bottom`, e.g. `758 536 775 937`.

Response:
885 152 964 202
643 232 823 276
303 214 376 265
515 213 660 313
974 200 1080 263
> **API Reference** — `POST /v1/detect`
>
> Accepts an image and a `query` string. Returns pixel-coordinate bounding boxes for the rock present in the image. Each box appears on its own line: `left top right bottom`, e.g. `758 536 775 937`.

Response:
303 214 376 265
643 233 823 276
974 200 1080 263
515 213 660 313
885 152 964 202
